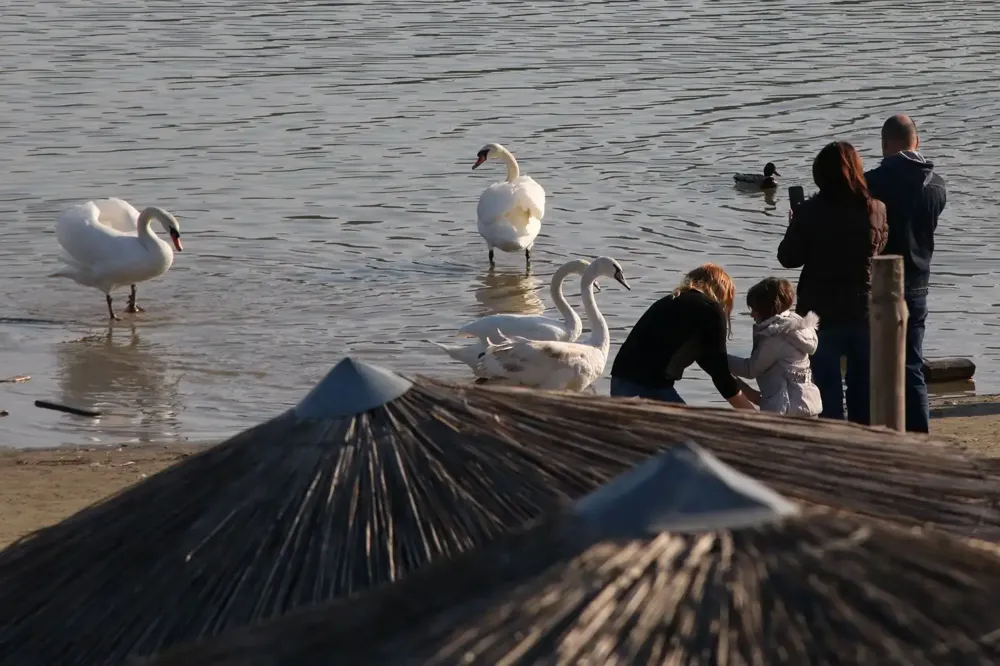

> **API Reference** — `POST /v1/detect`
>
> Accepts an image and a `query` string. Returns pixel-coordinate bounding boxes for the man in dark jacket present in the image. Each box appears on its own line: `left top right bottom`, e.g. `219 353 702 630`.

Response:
865 114 947 433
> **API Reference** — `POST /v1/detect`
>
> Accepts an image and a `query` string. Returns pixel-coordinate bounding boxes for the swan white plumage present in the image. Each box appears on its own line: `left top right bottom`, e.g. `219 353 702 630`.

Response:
428 259 600 369
51 198 183 319
473 143 545 266
475 256 631 391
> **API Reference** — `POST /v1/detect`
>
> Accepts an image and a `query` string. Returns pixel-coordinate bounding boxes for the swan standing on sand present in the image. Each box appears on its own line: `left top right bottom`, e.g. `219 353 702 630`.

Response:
51 198 183 320
473 143 545 267
429 259 600 369
475 256 630 391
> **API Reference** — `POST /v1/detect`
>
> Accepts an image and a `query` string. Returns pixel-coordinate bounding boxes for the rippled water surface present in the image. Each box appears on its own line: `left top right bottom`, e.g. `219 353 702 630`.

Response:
2 0 999 448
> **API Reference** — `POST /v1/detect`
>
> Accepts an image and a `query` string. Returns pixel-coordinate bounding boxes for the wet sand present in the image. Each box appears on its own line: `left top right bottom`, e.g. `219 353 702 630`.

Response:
1 398 999 548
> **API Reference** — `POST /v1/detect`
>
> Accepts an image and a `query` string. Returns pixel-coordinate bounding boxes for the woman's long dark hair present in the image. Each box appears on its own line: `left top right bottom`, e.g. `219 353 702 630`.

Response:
812 141 873 210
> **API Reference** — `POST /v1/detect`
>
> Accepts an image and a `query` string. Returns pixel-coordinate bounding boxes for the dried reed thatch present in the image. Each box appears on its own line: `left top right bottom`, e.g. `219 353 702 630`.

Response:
1 358 999 665
0 358 673 666
138 444 1000 666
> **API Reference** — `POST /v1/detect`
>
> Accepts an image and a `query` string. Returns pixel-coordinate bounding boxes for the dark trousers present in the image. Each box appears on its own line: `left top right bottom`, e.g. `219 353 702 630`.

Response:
610 377 686 404
905 293 930 433
810 323 870 425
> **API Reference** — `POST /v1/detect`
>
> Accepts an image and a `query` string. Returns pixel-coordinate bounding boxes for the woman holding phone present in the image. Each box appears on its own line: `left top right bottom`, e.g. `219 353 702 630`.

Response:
610 263 757 410
777 141 887 425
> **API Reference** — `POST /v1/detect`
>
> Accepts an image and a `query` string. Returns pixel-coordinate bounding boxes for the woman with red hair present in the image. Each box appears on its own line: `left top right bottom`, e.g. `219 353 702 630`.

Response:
611 263 756 410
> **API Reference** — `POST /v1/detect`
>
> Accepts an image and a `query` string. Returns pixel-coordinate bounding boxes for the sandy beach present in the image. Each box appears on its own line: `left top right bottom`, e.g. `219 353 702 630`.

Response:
0 396 997 548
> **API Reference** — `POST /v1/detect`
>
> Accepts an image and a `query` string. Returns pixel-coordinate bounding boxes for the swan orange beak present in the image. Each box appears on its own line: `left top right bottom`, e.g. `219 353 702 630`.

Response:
472 155 487 170
169 229 183 252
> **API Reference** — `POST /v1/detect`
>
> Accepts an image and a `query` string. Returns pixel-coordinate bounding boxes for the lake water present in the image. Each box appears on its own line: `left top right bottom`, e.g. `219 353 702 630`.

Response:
1 0 999 449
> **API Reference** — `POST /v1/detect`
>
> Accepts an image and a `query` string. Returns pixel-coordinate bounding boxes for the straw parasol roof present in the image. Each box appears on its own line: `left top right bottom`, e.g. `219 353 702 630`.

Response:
138 444 1000 666
0 358 672 665
1 357 998 665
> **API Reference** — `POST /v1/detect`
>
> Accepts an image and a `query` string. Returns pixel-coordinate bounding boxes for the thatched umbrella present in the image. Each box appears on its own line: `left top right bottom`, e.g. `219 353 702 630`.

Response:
138 444 1000 666
1 358 999 665
0 358 673 666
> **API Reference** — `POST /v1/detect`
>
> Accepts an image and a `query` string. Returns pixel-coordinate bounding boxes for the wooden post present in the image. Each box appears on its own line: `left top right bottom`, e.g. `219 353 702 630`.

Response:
869 255 908 430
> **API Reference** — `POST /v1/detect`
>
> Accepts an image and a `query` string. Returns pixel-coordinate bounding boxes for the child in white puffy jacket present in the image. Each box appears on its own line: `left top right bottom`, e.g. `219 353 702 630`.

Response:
728 277 822 417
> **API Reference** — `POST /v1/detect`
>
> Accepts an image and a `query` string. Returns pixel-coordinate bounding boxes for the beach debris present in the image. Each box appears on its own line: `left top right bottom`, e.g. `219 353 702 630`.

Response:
139 445 1000 666
33 400 102 418
1 357 999 665
0 375 29 384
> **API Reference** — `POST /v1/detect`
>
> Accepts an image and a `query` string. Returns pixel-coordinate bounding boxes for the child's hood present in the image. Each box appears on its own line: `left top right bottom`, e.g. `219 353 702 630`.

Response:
754 310 819 355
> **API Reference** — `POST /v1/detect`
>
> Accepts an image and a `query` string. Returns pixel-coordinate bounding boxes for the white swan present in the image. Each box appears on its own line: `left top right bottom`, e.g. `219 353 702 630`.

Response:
429 259 600 369
473 143 545 267
51 198 183 320
475 256 631 391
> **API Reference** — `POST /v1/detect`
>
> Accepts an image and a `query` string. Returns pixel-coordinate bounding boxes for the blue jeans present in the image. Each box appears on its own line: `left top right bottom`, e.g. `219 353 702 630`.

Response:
905 293 930 433
610 377 686 404
810 323 870 425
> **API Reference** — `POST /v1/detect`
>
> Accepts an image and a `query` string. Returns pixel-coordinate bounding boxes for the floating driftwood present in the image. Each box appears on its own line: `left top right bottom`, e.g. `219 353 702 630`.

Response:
0 375 29 384
33 400 102 418
2 358 999 665
138 445 1000 666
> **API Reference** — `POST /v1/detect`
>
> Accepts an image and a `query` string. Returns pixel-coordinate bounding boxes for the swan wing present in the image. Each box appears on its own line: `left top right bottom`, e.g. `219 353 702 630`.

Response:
476 176 546 226
427 339 486 370
477 339 598 389
458 314 567 342
54 202 147 277
513 175 545 220
92 198 141 233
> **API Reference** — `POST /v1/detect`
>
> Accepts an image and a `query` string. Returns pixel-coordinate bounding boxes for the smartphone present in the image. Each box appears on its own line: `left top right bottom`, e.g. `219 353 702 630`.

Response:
788 186 805 208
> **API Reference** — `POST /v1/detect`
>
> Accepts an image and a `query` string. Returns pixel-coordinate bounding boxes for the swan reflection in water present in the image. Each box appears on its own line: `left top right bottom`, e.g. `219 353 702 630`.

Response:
470 265 545 318
56 325 183 444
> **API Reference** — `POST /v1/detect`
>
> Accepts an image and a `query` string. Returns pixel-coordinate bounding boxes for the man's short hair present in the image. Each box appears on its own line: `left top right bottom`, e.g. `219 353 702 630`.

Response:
882 114 918 146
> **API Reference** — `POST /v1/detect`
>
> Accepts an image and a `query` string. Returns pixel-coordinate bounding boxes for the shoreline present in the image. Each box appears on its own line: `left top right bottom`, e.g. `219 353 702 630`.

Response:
2 395 999 548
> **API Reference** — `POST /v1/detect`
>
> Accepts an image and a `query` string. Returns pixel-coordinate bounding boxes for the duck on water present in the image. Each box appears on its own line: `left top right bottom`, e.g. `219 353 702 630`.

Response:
734 162 781 190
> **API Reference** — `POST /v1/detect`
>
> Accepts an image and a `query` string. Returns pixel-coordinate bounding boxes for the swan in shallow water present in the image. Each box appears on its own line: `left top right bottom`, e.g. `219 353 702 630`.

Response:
475 256 630 391
429 259 599 369
473 143 545 267
51 198 183 320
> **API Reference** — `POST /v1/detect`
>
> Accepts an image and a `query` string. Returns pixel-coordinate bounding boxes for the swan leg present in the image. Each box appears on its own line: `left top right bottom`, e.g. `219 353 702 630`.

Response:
488 248 495 266
124 284 146 313
525 247 531 265
105 294 121 321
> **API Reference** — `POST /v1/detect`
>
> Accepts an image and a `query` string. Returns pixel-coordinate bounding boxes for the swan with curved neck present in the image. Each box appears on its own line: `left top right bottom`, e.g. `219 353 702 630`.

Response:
51 198 183 319
429 259 601 369
475 256 631 391
473 142 545 267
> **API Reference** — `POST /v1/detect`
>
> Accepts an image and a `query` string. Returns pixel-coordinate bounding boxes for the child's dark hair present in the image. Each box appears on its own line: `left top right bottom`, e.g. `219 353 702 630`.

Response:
746 277 795 320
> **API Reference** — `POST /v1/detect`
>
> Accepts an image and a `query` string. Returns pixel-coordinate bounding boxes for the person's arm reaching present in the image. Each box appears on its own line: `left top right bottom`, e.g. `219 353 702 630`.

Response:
733 377 761 405
727 391 758 410
695 302 757 411
727 338 781 380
